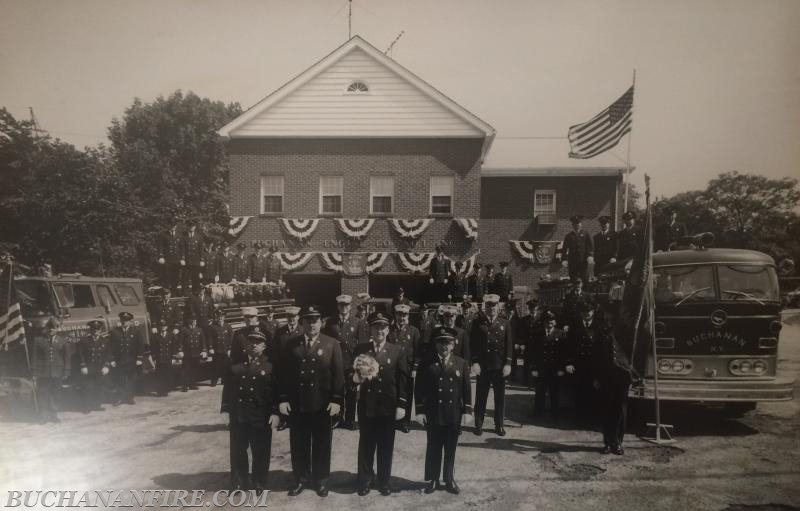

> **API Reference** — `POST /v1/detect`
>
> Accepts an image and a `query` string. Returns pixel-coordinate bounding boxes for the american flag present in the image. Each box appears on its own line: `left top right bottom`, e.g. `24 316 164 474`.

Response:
1 261 26 349
568 86 634 159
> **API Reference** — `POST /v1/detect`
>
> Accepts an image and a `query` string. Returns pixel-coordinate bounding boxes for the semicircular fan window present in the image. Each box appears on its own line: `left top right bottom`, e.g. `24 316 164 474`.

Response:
346 81 369 93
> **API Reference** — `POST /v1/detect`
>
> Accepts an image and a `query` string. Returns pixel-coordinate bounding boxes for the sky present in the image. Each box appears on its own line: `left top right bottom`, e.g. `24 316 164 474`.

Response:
1 0 798 198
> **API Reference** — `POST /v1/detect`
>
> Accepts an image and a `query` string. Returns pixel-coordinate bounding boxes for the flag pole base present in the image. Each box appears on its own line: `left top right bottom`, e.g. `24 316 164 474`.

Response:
640 422 675 444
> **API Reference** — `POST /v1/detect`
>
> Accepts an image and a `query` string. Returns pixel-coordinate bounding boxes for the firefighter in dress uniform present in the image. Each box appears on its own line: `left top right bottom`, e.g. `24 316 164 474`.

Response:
493 262 514 304
78 319 110 411
250 243 269 284
31 317 73 422
214 243 237 284
221 307 268 414
353 311 409 496
428 246 450 302
388 303 420 434
484 265 496 295
528 310 567 416
562 215 595 283
188 286 215 333
224 330 280 494
561 277 592 329
415 326 473 495
521 298 545 387
266 246 282 285
322 294 367 430
151 288 182 332
279 305 345 498
158 224 184 294
565 298 603 422
468 263 487 303
469 294 513 436
109 312 148 405
655 207 687 252
150 319 179 396
593 216 619 272
182 220 205 293
233 243 251 283
178 313 208 391
449 262 468 302
618 211 642 260
259 305 278 341
274 306 303 430
440 304 471 363
208 309 234 387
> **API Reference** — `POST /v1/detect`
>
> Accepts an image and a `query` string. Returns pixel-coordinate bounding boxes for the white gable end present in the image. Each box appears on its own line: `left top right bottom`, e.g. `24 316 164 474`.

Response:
221 37 493 139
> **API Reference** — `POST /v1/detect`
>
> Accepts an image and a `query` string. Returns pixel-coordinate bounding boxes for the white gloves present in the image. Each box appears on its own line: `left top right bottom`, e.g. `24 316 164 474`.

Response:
110 361 117 368
471 363 481 376
429 278 434 284
415 414 427 425
411 370 416 379
101 367 109 375
557 370 565 377
268 415 280 429
587 256 595 264
563 325 570 333
158 257 165 265
173 328 180 335
326 403 341 417
200 261 205 267
214 275 220 283
200 351 207 359
566 365 576 375
81 367 89 375
443 278 448 284
531 370 539 378
151 328 157 334
610 257 617 264
279 402 291 415
209 349 215 355
502 364 511 378
136 359 143 366
180 260 186 266
562 260 568 268
177 351 184 359
395 407 406 421
462 413 474 425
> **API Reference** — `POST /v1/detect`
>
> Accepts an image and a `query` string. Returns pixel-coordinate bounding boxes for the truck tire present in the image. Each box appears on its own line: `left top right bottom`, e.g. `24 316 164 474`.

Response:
722 402 757 417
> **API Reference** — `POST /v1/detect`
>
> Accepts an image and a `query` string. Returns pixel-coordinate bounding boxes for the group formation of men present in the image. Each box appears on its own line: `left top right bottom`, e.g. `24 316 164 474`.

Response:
427 246 514 304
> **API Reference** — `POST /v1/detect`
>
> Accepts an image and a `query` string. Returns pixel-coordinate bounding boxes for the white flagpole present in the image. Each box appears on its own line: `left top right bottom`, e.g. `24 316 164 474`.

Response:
623 70 636 214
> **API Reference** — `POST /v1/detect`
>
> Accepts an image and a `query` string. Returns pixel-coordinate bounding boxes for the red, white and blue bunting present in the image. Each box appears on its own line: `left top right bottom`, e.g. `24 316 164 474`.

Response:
279 218 320 240
228 216 252 236
366 252 389 273
396 252 436 273
447 252 479 276
319 252 343 272
335 219 376 239
454 218 479 240
509 240 562 265
389 219 433 239
277 252 315 271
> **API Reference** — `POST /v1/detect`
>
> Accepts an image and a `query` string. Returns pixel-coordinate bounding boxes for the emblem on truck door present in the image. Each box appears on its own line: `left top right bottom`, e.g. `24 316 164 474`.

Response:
710 310 727 327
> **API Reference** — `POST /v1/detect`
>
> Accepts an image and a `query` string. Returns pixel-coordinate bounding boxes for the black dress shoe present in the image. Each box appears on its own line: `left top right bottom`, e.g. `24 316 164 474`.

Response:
288 483 304 496
445 481 460 495
316 485 329 497
601 445 612 454
495 426 506 436
612 445 625 456
424 480 438 494
474 426 483 436
379 487 392 496
357 487 370 496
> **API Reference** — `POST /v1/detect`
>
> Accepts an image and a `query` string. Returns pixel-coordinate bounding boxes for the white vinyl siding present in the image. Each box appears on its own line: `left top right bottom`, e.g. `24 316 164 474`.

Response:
320 176 343 215
370 176 394 214
430 176 454 215
261 176 284 214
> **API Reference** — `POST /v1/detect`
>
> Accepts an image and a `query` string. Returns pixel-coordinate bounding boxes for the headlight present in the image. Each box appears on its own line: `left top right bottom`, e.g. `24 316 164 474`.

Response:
739 361 752 373
753 360 767 374
672 360 685 372
658 359 672 373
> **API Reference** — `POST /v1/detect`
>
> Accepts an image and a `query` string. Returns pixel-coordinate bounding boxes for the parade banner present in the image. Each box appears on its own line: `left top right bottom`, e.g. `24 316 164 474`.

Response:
366 252 389 273
335 218 376 239
319 252 343 272
228 216 252 236
389 218 433 239
279 218 320 240
396 252 436 273
510 240 562 264
276 251 314 271
342 253 368 276
454 218 479 240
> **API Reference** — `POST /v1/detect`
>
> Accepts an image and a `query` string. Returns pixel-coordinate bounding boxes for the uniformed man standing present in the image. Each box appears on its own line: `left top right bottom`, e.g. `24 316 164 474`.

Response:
274 306 303 431
183 220 205 293
233 243 251 283
279 305 344 498
214 242 237 284
440 304 471 363
618 211 642 260
415 326 473 495
655 207 687 252
469 294 513 436
565 299 602 422
468 263 487 303
493 262 514 303
528 310 567 416
593 216 619 272
188 286 215 333
259 305 278 341
250 242 269 283
561 278 591 329
484 264 496 295
109 312 147 405
322 294 367 430
428 246 450 302
353 311 409 496
388 303 420 433
266 246 282 285
449 262 468 302
178 313 208 391
78 319 110 411
151 289 182 332
224 331 280 494
31 318 73 422
150 319 178 396
562 215 595 282
208 309 234 388
158 224 184 294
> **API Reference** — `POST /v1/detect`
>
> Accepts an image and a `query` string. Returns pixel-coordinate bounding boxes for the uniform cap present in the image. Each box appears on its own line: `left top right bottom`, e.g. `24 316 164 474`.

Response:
213 308 225 317
663 206 675 215
576 298 596 313
356 292 372 302
335 294 353 304
598 215 612 225
87 319 104 329
432 326 457 343
241 307 259 317
299 305 322 320
570 214 584 224
394 304 411 314
571 277 584 285
284 306 301 316
368 311 391 326
543 310 558 321
441 304 459 316
483 294 501 304
622 211 637 220
526 298 539 307
246 331 267 343
118 311 134 321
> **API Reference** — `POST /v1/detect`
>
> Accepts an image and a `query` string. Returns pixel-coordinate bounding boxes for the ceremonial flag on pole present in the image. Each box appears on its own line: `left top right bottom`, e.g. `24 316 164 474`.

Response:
568 86 634 159
1 261 26 350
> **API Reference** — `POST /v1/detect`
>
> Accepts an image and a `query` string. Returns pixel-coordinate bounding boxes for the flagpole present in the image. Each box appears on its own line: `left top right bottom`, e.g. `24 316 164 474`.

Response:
623 70 636 214
3 258 38 414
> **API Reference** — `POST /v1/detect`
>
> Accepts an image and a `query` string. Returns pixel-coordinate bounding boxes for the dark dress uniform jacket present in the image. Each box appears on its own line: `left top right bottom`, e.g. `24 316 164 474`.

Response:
468 271 487 301
415 355 472 425
160 230 184 264
564 229 594 267
470 314 514 371
566 318 606 370
561 290 592 328
528 327 567 372
276 323 304 350
389 324 421 372
618 225 643 260
179 326 207 360
250 254 268 282
209 323 234 357
279 333 345 413
233 254 251 282
593 230 619 270
323 314 367 374
189 294 215 327
183 231 204 266
592 329 634 384
493 272 514 301
450 273 468 300
655 222 687 252
353 341 409 417
110 326 146 367
225 353 279 424
215 250 236 283
266 254 282 283
78 333 110 374
429 257 449 284
150 329 178 367
152 300 182 330
32 332 73 378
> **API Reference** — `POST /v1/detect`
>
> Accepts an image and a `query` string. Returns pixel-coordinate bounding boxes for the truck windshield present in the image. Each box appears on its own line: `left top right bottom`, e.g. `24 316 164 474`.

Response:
15 280 54 316
718 264 779 303
654 265 716 304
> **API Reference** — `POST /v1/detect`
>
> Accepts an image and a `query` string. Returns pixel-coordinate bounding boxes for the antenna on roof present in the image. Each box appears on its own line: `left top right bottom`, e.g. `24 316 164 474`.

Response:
385 30 405 56
348 0 352 39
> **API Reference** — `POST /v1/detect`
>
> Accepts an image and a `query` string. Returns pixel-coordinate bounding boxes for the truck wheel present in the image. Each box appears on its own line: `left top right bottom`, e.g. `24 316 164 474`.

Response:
722 402 756 417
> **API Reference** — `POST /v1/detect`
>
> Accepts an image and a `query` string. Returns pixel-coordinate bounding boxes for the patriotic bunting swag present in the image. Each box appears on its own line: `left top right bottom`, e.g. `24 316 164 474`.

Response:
454 218 479 240
277 252 314 271
447 252 479 276
319 252 388 273
319 252 343 272
366 252 388 273
389 219 433 239
228 216 252 236
509 240 562 265
396 252 436 273
335 219 376 239
279 218 320 240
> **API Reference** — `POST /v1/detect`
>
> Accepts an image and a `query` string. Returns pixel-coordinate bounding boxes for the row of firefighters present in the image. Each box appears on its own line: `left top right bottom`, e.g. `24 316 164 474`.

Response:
29 284 633 496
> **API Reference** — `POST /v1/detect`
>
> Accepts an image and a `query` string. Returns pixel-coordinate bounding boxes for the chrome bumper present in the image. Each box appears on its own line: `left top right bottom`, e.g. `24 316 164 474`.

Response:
630 376 795 402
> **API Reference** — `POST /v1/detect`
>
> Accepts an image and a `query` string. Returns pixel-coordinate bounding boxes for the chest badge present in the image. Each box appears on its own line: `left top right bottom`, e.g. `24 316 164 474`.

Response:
456 370 461 377
260 370 266 376
317 348 323 356
499 325 504 331
387 358 391 364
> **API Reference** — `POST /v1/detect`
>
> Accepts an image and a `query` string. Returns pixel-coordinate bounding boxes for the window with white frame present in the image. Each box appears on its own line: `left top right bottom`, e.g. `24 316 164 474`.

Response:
261 175 284 214
430 175 454 215
370 175 394 214
534 189 557 224
319 176 343 215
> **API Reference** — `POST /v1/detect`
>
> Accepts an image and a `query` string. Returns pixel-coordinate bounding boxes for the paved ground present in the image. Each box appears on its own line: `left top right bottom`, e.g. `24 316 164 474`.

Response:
2 317 800 511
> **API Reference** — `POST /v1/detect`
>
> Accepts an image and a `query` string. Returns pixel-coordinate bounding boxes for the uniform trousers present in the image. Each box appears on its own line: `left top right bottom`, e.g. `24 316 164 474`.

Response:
573 367 596 420
289 411 333 487
424 423 459 483
598 371 631 447
161 263 181 294
475 369 506 428
533 370 561 413
114 365 137 402
182 265 202 294
211 353 229 387
343 384 358 425
229 414 272 487
357 415 396 488
81 374 105 410
399 377 415 426
34 377 59 418
155 364 175 395
567 261 588 283
181 359 200 389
